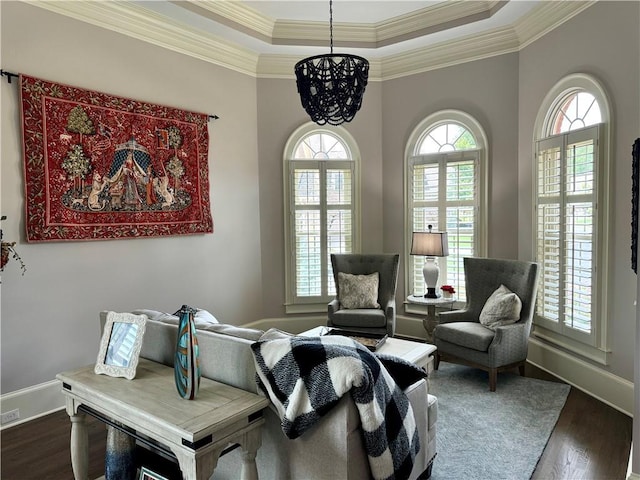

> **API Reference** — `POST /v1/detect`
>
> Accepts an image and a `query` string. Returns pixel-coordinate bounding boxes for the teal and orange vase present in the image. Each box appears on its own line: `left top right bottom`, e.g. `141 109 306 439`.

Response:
174 305 200 400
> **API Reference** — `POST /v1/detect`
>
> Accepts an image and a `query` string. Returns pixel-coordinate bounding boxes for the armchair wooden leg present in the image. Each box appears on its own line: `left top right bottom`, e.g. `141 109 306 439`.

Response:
518 364 525 377
434 352 440 370
489 368 497 392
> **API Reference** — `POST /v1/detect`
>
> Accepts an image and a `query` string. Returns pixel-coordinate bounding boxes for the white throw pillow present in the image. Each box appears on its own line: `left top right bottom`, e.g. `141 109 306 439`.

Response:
338 272 380 309
479 284 522 329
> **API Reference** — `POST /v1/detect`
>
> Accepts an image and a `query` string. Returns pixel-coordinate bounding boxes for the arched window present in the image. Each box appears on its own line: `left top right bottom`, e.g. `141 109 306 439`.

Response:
533 73 611 362
405 111 487 302
283 124 360 312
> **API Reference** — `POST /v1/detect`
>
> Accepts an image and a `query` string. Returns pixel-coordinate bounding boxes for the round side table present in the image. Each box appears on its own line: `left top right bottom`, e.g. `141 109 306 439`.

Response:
407 294 456 343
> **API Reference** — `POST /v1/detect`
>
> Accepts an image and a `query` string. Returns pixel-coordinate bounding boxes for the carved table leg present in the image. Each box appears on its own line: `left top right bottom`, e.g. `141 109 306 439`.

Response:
422 304 438 343
239 427 263 480
69 413 89 480
173 446 222 480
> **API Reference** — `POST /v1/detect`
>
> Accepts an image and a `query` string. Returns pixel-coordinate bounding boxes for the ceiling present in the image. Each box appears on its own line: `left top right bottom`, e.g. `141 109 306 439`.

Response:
27 0 595 79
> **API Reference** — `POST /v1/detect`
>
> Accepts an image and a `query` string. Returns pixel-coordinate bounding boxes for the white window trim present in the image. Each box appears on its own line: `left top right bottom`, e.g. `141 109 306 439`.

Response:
532 73 612 364
404 110 488 304
283 122 361 314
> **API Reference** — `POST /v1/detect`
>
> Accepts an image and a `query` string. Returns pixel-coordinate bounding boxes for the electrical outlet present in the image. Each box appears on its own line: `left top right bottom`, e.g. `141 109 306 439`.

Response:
1 409 20 424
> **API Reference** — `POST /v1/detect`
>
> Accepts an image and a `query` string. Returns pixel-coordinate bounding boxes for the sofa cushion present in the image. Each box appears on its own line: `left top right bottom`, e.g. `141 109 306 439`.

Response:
127 316 260 393
479 284 522 329
259 328 295 341
330 308 387 328
427 394 438 430
132 308 219 328
338 272 380 309
131 308 263 340
434 322 495 352
201 323 264 341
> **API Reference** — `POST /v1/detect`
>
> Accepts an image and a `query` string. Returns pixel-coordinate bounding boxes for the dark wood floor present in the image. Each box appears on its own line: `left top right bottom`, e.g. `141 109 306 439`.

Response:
525 364 632 480
0 364 632 480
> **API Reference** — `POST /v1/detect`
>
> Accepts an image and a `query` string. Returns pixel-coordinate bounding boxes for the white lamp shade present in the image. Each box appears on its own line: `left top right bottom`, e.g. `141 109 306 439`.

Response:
410 231 449 257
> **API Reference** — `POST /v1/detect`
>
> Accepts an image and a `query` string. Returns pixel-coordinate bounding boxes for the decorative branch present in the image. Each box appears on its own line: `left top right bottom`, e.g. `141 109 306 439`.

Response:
0 216 26 275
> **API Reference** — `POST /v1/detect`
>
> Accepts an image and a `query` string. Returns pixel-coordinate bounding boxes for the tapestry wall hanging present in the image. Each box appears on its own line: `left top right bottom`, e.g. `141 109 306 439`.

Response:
20 75 213 242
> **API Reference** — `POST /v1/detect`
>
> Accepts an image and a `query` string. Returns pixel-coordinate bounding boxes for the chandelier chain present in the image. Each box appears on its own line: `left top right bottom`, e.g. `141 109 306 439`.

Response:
329 0 333 54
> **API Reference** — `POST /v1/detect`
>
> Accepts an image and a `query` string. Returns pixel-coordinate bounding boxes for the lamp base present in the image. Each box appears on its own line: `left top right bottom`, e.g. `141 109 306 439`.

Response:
424 288 440 299
422 257 440 299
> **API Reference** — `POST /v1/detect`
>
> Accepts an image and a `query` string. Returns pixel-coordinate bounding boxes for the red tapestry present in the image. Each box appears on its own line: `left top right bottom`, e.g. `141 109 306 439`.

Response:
20 75 213 242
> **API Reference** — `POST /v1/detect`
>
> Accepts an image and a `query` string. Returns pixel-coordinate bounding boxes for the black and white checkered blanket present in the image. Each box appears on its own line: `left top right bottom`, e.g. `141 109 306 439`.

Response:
251 334 420 480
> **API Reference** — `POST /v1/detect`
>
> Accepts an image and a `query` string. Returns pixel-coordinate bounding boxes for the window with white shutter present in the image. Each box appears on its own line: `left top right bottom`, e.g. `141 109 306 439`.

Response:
405 111 487 301
533 74 611 362
284 125 359 312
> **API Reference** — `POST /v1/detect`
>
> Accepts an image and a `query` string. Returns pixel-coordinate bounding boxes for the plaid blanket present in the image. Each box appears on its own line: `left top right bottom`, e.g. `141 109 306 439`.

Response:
251 334 420 480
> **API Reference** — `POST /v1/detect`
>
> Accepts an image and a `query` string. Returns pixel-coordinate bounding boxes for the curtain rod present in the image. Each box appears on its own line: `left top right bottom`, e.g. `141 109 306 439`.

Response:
1 70 18 84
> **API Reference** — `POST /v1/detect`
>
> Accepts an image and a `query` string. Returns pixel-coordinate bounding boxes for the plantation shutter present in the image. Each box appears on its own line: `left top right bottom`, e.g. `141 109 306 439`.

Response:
410 151 478 299
291 160 354 300
535 125 599 339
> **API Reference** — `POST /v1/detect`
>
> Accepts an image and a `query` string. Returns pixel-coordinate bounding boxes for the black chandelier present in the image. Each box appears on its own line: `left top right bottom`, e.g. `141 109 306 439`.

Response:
294 0 369 126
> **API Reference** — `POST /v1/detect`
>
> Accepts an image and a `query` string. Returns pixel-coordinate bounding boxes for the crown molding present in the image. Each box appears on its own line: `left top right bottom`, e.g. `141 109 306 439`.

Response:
273 20 374 47
170 0 274 42
256 26 518 81
375 0 506 45
379 26 520 80
22 0 259 76
258 1 595 80
22 0 595 81
513 0 597 48
172 0 507 48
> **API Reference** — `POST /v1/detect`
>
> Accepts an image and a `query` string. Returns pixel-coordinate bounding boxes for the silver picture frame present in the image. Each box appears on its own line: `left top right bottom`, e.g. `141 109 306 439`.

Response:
139 466 169 480
95 311 147 380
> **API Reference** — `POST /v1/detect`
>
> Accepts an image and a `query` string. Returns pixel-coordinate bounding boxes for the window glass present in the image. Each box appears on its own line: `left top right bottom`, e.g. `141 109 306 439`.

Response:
551 92 601 134
418 123 477 154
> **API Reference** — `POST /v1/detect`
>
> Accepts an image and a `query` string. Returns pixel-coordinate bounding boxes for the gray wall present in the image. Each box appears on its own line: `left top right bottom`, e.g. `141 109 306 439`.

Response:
1 2 263 393
517 0 640 380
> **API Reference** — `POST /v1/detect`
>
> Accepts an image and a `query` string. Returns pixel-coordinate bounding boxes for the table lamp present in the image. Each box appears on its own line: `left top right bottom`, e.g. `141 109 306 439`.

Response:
411 225 449 298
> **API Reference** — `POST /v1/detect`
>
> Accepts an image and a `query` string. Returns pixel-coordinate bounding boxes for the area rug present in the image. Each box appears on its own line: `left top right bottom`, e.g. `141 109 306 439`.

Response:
429 363 570 480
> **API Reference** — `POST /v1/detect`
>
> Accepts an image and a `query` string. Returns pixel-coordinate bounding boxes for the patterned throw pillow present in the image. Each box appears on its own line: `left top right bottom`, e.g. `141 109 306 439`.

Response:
338 272 380 309
479 284 522 329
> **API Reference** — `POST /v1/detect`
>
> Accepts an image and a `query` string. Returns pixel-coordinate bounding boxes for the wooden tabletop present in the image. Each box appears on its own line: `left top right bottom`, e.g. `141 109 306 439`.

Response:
57 358 269 448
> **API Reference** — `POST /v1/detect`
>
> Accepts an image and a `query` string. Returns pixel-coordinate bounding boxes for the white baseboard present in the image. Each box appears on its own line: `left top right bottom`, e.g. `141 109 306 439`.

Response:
527 337 633 417
0 379 65 429
628 441 636 480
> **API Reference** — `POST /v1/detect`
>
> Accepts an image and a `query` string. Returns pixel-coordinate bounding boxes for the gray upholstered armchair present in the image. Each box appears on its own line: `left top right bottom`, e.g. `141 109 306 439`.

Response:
434 257 539 391
328 254 400 337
